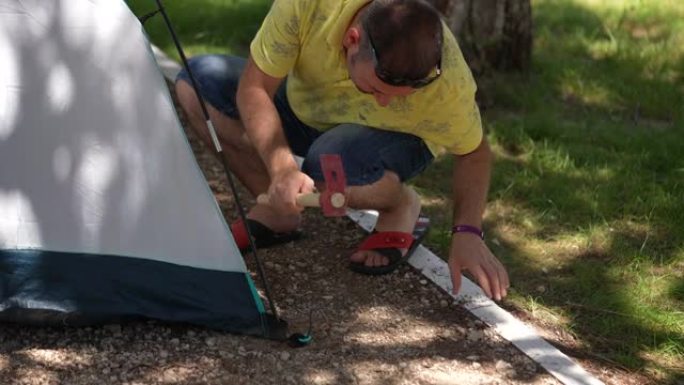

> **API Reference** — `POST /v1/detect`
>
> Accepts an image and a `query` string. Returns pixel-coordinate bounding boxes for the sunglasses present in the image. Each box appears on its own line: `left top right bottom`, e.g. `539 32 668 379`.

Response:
366 26 442 89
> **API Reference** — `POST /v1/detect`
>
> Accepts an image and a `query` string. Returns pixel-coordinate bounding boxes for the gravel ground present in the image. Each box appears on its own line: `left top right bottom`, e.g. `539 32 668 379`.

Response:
0 123 556 385
0 85 640 385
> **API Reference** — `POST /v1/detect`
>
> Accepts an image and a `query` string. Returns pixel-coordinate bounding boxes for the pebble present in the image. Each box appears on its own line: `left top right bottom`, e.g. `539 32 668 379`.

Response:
439 300 448 308
466 355 480 361
495 360 513 371
471 362 481 369
280 352 291 361
419 279 427 285
206 337 216 347
466 330 484 342
159 350 169 359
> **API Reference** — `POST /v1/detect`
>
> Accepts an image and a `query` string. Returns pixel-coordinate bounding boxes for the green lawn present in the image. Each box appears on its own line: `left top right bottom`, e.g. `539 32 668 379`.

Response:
129 0 684 381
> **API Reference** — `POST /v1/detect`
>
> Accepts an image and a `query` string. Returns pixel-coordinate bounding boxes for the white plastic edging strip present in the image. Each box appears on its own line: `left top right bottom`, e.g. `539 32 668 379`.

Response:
347 210 604 385
150 44 604 385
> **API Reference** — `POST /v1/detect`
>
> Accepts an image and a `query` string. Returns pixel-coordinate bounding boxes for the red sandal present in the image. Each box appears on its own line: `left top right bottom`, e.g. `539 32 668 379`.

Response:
349 216 430 275
230 219 302 253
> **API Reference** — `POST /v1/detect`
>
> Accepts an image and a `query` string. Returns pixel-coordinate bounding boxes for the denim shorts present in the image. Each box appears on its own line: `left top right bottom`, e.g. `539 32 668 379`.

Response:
176 55 434 186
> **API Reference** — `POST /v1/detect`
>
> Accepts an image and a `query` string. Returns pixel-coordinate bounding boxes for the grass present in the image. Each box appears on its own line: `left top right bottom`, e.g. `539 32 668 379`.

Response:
129 0 270 57
418 0 684 380
129 0 684 382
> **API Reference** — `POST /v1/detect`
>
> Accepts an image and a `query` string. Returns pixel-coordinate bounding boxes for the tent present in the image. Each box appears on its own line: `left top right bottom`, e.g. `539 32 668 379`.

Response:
0 0 283 338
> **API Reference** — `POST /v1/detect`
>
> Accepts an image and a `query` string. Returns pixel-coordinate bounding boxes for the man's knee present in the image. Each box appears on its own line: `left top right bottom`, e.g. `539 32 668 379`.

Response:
173 80 213 144
303 124 385 186
175 80 199 116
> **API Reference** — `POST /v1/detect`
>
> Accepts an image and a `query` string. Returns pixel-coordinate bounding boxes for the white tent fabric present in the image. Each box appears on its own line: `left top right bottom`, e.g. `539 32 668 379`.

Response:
0 0 245 272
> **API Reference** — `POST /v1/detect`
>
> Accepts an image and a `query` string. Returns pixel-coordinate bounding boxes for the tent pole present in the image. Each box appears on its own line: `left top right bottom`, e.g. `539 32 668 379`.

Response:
150 0 281 323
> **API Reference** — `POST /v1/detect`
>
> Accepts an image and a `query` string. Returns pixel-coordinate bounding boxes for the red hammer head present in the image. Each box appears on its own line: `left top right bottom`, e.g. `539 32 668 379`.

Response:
319 154 347 217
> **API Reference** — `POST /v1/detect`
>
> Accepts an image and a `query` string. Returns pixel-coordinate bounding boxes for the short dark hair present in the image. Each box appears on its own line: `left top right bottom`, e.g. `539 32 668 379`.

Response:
359 0 443 84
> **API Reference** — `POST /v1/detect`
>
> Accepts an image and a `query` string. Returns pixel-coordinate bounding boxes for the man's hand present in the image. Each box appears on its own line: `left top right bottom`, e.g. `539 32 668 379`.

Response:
266 168 315 215
448 232 509 301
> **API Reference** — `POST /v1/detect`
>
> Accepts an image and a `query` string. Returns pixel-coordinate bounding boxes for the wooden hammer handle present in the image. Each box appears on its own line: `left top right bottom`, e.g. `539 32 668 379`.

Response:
256 192 345 208
256 192 321 207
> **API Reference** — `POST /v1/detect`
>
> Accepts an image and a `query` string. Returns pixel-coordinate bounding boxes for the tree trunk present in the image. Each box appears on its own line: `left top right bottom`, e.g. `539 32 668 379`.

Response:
429 0 533 75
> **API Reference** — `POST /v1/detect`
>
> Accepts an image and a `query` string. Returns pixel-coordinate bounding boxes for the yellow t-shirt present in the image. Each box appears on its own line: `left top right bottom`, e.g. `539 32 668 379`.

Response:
250 0 483 155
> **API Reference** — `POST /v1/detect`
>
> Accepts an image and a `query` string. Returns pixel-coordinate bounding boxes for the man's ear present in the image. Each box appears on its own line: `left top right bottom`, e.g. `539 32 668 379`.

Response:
342 26 362 50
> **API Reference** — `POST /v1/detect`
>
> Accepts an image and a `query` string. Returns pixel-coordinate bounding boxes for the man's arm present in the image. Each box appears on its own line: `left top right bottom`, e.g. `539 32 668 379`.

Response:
448 138 509 300
236 56 313 213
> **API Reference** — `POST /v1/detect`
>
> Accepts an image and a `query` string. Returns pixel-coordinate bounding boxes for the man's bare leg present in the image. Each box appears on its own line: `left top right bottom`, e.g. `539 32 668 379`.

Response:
177 79 417 263
346 171 421 267
175 80 300 232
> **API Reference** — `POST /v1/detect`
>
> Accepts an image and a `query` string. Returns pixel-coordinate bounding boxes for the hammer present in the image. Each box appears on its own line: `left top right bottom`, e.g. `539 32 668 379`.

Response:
256 154 347 216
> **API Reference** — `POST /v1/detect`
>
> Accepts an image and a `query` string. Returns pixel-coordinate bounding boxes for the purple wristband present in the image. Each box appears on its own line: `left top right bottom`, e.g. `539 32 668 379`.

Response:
452 225 484 239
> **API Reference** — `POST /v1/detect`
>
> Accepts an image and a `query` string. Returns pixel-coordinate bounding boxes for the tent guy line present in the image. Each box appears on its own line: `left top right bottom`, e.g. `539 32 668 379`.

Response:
148 25 604 385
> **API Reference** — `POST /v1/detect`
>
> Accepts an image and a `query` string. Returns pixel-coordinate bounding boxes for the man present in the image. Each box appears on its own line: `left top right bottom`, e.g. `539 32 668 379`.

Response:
175 0 509 300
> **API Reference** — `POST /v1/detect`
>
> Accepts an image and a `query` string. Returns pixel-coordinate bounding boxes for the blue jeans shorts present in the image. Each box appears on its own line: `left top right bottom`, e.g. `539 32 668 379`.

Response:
176 55 434 186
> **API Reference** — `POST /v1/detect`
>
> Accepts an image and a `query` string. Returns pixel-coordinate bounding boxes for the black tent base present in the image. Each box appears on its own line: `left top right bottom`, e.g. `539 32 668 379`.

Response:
0 250 286 340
